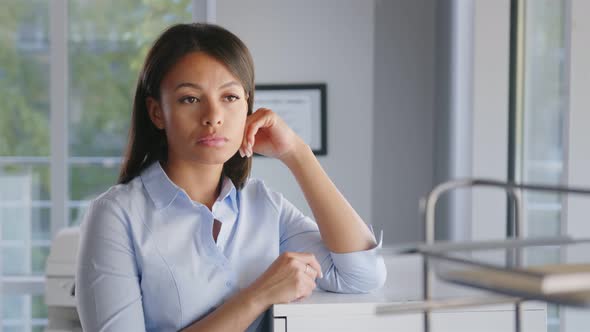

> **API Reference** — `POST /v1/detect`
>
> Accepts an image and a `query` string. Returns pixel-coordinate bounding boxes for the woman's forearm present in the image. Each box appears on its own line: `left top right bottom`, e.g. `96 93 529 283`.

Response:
281 140 377 253
182 287 268 332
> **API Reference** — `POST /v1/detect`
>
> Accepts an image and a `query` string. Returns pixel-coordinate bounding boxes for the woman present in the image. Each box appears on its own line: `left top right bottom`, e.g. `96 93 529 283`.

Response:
76 23 386 332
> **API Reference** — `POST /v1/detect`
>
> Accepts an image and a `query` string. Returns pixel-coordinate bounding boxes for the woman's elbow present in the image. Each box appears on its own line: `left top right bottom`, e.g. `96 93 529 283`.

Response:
354 257 387 293
320 256 387 294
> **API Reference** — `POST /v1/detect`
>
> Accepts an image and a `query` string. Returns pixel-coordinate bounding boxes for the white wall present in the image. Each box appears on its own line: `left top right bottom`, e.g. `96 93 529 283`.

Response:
218 0 439 244
433 0 510 243
216 1 512 246
372 0 436 244
470 0 510 241
371 0 510 244
217 0 375 222
433 0 475 242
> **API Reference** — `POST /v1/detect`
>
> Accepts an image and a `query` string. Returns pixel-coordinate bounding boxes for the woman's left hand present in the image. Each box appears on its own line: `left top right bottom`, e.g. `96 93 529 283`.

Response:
239 108 304 161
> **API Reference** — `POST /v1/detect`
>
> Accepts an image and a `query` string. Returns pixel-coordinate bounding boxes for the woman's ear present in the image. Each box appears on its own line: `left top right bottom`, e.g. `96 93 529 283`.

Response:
146 97 165 130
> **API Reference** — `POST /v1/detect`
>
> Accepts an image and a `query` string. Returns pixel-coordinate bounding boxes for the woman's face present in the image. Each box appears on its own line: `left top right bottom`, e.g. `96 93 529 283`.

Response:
148 51 248 166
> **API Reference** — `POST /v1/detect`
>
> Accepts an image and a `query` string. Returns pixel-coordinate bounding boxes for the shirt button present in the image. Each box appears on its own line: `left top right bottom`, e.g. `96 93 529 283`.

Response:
225 281 232 288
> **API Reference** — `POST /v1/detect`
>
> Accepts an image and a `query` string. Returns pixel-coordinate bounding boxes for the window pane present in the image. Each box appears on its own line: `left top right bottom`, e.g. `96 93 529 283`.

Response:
1 207 29 242
0 164 50 201
69 205 90 227
31 207 51 241
3 326 24 332
31 245 50 275
0 164 50 277
69 163 120 201
519 2 568 332
1 295 47 331
2 244 51 277
523 0 568 170
521 0 567 254
2 295 24 320
67 0 193 157
528 210 561 237
0 1 50 157
1 207 48 243
31 295 47 319
2 247 27 275
522 1 568 194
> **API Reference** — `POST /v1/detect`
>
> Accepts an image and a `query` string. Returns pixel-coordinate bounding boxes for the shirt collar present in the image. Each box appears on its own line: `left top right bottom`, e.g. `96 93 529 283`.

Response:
217 174 238 211
140 162 238 211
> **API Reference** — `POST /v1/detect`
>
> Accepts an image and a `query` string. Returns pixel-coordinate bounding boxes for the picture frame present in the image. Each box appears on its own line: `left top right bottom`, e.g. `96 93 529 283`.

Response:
253 83 327 155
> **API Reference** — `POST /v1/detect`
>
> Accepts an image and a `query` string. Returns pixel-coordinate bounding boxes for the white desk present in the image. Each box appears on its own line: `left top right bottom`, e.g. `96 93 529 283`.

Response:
272 255 547 332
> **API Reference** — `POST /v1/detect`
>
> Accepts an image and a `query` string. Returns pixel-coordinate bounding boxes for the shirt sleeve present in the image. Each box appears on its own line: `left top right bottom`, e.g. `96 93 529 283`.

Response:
76 198 147 332
264 184 387 294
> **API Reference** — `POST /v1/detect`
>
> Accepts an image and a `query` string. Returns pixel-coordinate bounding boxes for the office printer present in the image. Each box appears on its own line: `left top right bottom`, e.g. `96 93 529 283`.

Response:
45 227 82 332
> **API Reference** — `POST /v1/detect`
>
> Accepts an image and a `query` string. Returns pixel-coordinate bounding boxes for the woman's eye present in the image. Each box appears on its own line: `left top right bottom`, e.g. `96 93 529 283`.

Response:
225 95 239 102
180 96 199 104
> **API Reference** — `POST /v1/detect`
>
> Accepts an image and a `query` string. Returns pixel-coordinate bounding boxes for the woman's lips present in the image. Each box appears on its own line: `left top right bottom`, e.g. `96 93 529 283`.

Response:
197 136 228 147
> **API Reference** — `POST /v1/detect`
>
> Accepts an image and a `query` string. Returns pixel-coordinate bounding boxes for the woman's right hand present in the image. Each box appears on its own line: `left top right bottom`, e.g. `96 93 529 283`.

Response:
245 252 323 307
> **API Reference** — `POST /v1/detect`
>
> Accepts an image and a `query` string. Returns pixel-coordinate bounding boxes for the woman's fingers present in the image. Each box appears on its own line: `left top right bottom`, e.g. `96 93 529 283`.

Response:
252 251 323 305
301 262 318 279
300 253 323 279
241 108 274 157
244 111 268 154
240 107 300 159
296 274 317 300
285 252 323 279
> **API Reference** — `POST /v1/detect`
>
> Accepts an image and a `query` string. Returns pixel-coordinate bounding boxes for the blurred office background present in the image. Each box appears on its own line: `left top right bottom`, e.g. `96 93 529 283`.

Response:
1 0 588 331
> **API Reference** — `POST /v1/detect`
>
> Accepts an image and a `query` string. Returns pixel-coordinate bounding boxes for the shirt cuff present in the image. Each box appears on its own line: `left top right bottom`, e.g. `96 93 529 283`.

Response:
328 228 387 293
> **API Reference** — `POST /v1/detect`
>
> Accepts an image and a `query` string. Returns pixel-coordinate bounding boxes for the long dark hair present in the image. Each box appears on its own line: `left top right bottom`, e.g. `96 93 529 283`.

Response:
118 23 255 189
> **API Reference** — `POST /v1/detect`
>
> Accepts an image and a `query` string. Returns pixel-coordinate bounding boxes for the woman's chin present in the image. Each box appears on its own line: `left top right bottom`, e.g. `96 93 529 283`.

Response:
192 151 237 165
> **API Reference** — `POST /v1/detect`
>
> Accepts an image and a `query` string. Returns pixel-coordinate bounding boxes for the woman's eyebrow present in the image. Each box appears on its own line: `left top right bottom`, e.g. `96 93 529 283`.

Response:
219 81 241 89
174 82 201 91
174 81 241 91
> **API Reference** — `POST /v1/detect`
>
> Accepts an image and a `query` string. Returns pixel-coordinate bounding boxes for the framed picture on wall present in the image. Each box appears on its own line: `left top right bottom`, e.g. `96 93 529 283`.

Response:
254 83 327 155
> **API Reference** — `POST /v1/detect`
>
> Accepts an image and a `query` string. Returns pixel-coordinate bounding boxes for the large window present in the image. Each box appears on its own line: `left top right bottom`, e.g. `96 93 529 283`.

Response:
1 2 51 331
513 0 569 331
1 1 193 330
520 0 569 245
67 0 193 227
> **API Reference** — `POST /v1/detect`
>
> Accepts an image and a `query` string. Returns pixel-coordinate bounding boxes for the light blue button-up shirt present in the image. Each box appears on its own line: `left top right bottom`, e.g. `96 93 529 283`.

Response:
76 161 386 332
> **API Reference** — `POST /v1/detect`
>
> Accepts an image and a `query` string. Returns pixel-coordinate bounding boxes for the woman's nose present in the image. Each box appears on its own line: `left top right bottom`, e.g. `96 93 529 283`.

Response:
201 102 223 127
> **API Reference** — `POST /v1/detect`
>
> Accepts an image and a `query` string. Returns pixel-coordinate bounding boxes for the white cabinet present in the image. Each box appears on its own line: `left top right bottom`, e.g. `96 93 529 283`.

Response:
273 296 546 332
272 255 547 332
